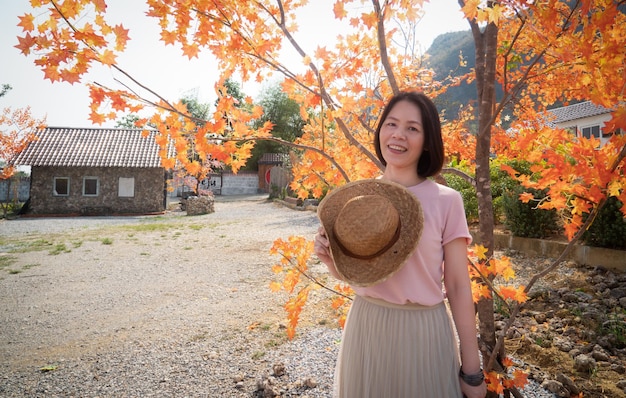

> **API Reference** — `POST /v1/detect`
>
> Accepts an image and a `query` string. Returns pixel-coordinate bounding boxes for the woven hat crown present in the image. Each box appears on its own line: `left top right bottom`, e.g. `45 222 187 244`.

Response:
334 195 400 259
317 178 424 287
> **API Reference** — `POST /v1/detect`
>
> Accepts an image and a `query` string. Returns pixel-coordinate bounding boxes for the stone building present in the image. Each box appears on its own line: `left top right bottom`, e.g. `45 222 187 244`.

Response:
14 127 174 215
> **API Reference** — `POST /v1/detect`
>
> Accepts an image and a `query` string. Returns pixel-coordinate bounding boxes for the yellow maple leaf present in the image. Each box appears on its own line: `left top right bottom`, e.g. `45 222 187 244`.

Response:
608 181 622 197
472 244 488 260
269 281 282 293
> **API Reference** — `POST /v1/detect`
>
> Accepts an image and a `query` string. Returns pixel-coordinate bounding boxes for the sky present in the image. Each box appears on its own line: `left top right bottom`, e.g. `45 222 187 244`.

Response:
0 0 469 128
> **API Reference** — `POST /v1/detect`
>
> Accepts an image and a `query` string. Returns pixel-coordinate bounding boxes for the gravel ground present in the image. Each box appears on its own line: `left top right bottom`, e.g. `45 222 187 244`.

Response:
0 195 555 397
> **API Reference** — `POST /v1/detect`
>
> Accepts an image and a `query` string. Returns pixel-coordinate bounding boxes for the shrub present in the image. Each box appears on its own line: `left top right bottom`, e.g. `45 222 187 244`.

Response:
444 161 515 225
496 159 560 238
502 184 559 238
582 196 626 250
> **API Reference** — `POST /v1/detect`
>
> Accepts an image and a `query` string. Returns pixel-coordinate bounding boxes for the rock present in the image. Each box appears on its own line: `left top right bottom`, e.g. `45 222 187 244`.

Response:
592 347 611 362
303 377 317 388
611 363 626 374
574 354 597 374
272 363 286 377
556 372 580 395
610 287 626 299
553 338 574 353
534 312 547 324
541 379 569 397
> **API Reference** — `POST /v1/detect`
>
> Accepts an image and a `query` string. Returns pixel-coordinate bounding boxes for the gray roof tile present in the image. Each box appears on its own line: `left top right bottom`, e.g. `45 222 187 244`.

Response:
14 127 174 168
547 101 612 124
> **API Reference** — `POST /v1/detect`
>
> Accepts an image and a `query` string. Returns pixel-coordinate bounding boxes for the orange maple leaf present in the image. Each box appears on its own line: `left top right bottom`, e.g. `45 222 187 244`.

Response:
161 30 177 46
14 33 36 55
113 24 130 51
18 13 35 32
485 371 504 394
510 369 529 388
99 49 117 66
182 42 199 59
499 285 528 303
333 1 347 19
361 12 378 28
161 157 176 169
89 110 106 125
59 69 81 84
518 192 534 203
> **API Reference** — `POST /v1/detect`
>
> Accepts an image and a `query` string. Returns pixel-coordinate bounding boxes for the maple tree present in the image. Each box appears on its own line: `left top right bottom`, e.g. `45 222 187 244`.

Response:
0 105 45 218
15 0 626 395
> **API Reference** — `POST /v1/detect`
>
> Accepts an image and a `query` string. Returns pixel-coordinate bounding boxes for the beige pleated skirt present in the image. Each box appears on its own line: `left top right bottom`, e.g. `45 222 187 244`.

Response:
333 295 463 398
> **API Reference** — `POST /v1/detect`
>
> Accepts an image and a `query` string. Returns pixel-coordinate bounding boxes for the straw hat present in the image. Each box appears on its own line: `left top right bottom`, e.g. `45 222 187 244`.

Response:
318 179 424 286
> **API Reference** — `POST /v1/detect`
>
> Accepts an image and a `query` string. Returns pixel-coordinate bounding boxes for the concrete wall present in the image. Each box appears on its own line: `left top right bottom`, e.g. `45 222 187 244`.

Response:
220 172 260 195
0 177 30 202
171 172 261 197
475 232 626 273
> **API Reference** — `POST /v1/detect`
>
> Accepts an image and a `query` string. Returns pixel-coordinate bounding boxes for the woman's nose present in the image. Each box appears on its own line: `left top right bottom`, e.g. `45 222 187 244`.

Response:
391 127 407 139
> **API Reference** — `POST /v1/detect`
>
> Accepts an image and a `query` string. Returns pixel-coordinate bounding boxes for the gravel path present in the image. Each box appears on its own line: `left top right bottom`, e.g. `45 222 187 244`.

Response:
0 195 555 397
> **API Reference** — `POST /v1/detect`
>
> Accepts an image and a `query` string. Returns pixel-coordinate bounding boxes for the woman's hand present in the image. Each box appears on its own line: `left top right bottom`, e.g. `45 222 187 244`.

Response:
460 379 487 398
314 226 333 265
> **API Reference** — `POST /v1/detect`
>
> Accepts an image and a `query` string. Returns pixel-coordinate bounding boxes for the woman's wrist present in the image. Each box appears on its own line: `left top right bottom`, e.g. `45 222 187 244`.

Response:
459 368 485 386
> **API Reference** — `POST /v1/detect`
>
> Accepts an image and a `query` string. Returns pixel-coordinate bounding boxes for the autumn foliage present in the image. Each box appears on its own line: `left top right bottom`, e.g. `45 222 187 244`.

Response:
0 107 44 180
15 0 626 395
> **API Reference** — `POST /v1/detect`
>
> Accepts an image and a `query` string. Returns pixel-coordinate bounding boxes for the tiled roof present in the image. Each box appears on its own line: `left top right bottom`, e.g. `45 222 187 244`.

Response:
259 152 290 165
14 127 174 168
547 101 612 124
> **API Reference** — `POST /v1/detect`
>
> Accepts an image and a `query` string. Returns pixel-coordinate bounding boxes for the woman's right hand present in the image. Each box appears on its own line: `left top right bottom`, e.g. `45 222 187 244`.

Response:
314 226 333 265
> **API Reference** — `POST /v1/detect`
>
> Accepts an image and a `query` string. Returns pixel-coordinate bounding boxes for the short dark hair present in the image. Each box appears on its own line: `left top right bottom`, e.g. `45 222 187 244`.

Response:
373 91 444 178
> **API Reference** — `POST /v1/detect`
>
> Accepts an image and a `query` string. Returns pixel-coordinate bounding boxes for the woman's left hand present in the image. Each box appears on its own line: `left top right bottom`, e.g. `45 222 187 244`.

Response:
460 380 487 398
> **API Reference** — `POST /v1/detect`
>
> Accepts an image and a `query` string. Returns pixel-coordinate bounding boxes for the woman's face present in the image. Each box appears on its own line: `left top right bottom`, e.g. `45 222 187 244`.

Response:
378 100 425 172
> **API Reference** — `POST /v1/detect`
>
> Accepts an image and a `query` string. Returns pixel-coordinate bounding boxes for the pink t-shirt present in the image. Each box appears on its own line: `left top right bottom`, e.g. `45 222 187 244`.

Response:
350 180 471 305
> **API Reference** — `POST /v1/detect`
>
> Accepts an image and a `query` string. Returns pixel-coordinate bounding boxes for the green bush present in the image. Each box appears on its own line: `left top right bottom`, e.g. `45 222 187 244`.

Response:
502 184 560 238
496 159 560 238
444 161 517 225
582 196 626 250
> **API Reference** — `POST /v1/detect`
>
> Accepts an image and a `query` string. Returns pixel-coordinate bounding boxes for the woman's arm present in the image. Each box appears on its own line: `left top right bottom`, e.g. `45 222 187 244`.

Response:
444 237 487 398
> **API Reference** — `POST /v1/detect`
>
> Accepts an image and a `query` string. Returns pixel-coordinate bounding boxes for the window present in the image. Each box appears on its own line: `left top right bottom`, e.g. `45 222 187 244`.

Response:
53 177 69 196
83 177 99 196
581 125 601 139
118 177 135 197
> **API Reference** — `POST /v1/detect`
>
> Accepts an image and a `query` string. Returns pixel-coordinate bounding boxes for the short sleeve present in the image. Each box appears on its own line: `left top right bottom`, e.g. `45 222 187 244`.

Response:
442 190 472 246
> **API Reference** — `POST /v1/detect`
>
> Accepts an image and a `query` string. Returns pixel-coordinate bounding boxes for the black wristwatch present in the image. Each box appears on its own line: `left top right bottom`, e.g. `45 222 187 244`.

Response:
459 368 485 386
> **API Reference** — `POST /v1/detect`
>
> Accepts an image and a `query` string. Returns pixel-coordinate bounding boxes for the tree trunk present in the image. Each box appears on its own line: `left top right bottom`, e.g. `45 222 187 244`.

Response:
469 14 499 396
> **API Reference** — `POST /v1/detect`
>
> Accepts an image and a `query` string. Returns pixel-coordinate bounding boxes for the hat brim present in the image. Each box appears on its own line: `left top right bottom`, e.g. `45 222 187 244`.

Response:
318 179 424 287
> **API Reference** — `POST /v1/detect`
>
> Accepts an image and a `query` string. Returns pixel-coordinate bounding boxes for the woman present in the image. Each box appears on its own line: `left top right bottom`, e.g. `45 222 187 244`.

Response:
314 91 487 398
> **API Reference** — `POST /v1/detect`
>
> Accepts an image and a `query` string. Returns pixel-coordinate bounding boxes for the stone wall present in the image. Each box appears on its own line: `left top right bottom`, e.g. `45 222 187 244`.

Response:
28 166 166 215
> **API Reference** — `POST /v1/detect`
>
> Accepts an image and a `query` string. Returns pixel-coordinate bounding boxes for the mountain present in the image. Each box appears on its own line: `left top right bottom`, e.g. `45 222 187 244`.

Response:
425 30 476 122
